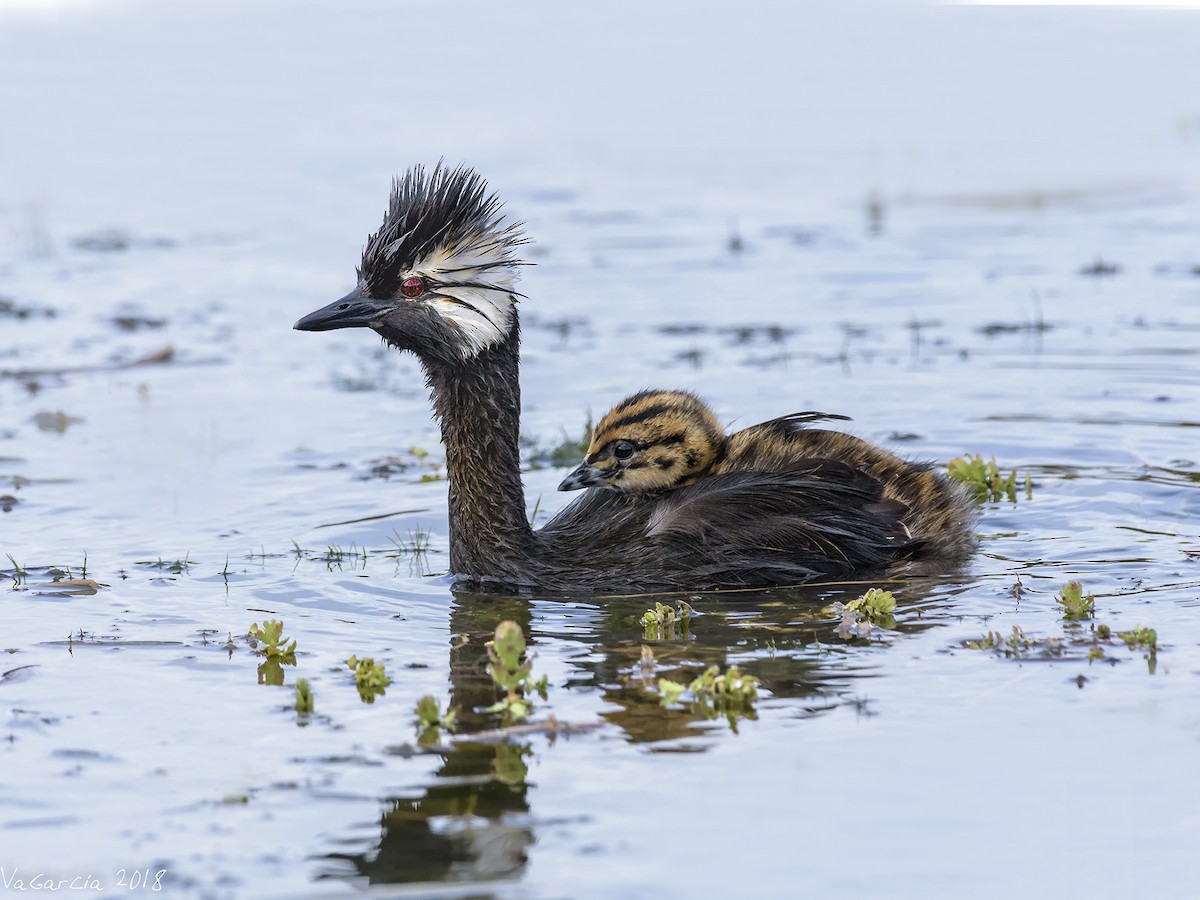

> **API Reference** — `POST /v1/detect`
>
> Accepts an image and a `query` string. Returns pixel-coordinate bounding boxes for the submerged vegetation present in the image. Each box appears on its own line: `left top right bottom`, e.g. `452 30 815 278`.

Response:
135 554 195 574
966 581 1160 673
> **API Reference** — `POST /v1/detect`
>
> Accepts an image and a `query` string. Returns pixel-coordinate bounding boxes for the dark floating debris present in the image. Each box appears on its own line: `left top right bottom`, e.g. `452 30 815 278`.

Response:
71 228 175 253
727 217 745 254
32 411 84 433
524 314 589 340
978 320 1053 337
1152 262 1200 278
1079 257 1121 277
656 322 709 336
866 190 885 236
763 224 818 245
0 296 55 320
719 323 794 344
1 344 175 380
111 314 167 332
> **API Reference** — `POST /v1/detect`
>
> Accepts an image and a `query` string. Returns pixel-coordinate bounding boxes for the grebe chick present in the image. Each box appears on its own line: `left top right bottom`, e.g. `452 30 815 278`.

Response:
561 389 974 561
558 389 849 493
295 164 976 593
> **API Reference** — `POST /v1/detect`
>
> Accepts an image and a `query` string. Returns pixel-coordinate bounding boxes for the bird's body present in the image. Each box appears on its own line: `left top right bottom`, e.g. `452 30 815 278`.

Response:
560 389 974 574
295 165 976 594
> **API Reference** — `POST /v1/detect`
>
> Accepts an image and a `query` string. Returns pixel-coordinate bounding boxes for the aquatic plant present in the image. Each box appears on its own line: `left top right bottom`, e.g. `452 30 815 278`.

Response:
492 741 532 786
947 454 1030 503
294 679 314 715
414 695 457 744
248 619 297 658
249 619 297 686
827 587 896 638
640 600 694 640
1116 625 1157 652
347 655 390 703
389 527 431 557
1056 581 1095 621
486 621 548 721
657 678 687 706
136 554 194 574
321 543 367 565
1116 625 1159 673
658 664 760 730
841 588 896 623
966 625 1037 656
966 618 1160 673
4 554 27 586
521 414 593 470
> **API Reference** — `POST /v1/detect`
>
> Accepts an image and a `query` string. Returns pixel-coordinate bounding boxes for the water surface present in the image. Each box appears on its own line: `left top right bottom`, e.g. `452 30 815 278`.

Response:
2 1 1199 897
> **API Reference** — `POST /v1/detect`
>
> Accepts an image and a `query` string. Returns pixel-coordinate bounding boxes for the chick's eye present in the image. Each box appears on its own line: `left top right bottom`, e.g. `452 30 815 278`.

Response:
613 440 635 461
400 276 425 299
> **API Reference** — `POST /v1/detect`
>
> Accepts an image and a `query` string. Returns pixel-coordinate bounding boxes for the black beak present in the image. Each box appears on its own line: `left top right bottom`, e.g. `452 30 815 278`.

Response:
294 286 388 332
558 462 605 491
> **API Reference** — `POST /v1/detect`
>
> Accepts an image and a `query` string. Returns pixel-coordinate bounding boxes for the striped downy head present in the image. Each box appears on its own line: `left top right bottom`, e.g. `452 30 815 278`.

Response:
294 163 526 365
558 390 728 493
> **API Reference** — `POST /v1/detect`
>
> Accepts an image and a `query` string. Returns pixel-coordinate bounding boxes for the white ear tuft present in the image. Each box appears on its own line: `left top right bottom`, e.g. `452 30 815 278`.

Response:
413 232 522 357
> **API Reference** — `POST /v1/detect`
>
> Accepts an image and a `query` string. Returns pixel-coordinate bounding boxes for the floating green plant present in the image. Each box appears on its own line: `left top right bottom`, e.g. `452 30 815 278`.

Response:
249 619 296 658
658 678 687 706
414 695 457 744
1056 580 1095 621
827 587 896 638
294 678 314 715
965 619 1160 673
1116 626 1158 674
492 741 531 786
1115 625 1157 652
486 620 548 721
947 453 1030 503
658 664 760 731
249 619 297 686
347 655 390 703
966 625 1038 656
640 600 694 640
845 588 895 623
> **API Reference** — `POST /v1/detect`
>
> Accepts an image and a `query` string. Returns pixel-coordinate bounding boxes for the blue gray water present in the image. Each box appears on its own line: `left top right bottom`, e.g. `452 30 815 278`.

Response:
2 1 1199 897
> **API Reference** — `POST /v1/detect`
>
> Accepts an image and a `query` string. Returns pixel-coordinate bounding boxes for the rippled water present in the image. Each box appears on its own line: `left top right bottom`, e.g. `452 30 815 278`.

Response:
2 1 1200 897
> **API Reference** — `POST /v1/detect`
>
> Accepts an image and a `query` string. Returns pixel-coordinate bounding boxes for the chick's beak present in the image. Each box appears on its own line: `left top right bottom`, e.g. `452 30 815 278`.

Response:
558 462 606 492
294 286 389 332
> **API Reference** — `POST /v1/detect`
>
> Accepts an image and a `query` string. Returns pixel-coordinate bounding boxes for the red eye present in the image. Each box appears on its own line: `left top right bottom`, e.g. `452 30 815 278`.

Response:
400 276 424 299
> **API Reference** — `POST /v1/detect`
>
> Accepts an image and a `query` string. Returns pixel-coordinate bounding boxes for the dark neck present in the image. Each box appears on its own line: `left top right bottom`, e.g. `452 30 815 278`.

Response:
424 321 535 578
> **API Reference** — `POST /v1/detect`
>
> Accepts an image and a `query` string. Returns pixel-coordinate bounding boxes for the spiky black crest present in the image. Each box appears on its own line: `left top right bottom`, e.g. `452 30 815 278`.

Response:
359 163 525 298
